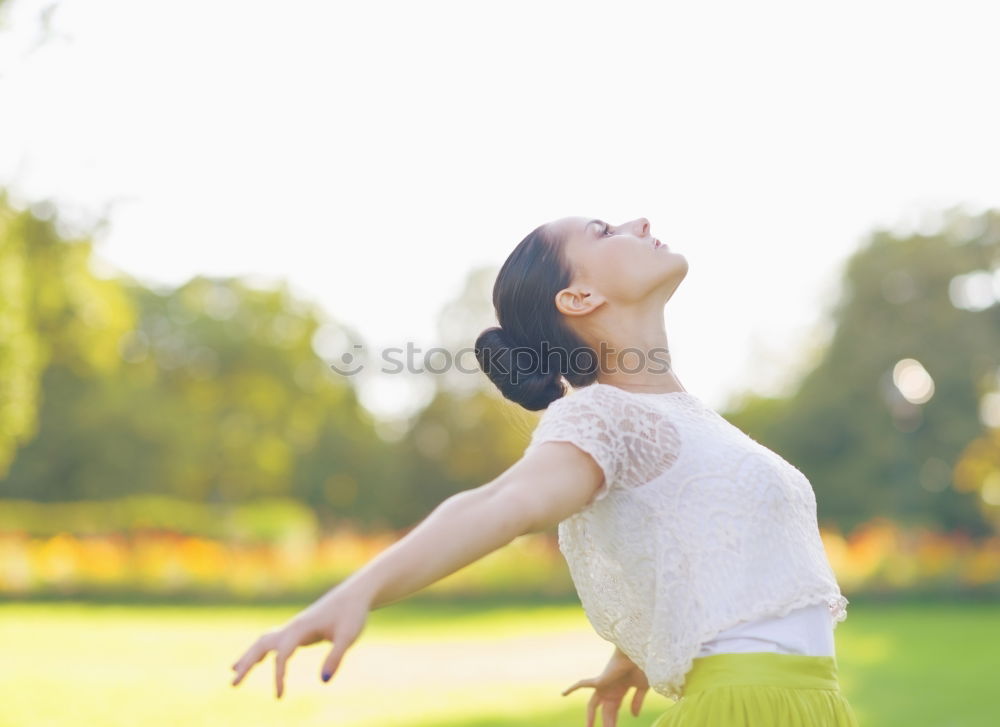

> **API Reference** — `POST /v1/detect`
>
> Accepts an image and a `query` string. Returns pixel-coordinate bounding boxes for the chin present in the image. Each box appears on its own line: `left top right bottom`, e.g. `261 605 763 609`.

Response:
666 252 689 276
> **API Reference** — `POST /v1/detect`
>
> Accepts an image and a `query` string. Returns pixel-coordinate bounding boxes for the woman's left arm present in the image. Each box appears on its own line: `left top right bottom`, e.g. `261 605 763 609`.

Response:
613 644 637 666
562 644 650 724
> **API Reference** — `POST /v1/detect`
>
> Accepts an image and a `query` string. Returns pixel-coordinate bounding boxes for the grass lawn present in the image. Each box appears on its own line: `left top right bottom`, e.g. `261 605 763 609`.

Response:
0 598 996 726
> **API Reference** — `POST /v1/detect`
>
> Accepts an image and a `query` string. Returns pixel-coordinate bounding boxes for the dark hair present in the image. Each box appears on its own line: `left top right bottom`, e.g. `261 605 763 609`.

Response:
474 222 598 411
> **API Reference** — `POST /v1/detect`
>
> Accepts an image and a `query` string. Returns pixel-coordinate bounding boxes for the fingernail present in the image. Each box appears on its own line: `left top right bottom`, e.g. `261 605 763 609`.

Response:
322 672 331 682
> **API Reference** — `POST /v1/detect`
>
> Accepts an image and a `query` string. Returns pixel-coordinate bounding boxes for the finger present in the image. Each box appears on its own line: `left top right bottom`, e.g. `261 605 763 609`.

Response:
603 698 620 727
586 690 598 727
319 638 349 684
232 640 263 683
561 678 586 696
630 685 648 716
274 643 294 699
231 636 273 686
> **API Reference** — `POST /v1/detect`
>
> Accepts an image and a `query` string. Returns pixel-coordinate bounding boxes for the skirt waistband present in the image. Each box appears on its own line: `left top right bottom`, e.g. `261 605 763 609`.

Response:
683 652 841 697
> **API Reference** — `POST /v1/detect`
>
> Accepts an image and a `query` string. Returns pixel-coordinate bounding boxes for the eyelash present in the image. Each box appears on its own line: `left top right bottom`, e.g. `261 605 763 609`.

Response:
602 224 613 237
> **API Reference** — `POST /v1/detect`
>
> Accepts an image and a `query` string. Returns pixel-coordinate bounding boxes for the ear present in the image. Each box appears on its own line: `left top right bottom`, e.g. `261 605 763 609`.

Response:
555 286 607 317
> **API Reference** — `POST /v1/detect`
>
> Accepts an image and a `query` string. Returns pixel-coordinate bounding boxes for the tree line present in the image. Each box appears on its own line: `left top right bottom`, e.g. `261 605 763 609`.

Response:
2 191 998 536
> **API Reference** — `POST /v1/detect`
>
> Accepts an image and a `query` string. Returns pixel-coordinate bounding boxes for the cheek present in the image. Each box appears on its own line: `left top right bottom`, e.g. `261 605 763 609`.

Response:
593 250 649 299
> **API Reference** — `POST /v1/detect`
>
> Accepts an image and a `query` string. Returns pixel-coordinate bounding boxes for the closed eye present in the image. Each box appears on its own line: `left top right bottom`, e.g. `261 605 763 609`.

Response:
601 223 614 237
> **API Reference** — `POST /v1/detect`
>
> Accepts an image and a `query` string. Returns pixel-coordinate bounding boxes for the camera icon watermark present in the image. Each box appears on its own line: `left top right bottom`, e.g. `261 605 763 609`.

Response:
327 341 671 382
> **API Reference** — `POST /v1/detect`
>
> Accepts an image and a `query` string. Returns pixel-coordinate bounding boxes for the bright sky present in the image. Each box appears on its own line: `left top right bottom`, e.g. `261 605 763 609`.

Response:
2 0 997 421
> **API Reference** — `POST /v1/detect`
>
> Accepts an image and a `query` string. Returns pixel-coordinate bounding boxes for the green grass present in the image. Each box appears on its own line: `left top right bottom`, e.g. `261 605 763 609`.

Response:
0 599 996 726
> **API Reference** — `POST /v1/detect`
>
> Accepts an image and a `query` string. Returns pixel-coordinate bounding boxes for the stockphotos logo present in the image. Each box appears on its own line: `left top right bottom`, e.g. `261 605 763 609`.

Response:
327 341 671 382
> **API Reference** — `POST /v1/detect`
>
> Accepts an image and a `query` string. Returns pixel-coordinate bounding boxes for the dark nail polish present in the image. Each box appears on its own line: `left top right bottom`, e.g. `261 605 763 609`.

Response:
322 672 331 682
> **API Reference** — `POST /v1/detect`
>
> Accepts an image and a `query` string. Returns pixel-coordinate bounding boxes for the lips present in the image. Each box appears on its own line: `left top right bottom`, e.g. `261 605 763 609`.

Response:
654 238 663 249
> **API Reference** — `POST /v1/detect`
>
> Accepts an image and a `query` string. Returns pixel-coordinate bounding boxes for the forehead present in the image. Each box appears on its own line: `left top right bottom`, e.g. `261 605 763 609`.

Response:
549 216 595 243
548 217 600 278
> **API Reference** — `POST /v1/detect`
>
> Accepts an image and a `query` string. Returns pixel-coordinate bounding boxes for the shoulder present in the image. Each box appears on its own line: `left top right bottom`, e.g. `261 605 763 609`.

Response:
529 385 607 436
541 383 681 423
544 383 634 412
530 383 684 490
531 384 632 431
526 385 636 458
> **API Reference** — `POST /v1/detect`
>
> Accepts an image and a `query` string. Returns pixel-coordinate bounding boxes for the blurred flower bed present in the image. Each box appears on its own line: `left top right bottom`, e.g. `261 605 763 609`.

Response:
0 498 998 601
0 496 574 600
0 529 580 600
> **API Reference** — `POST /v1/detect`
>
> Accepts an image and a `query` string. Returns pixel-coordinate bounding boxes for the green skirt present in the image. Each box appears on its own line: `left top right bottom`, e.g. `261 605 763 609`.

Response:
650 652 860 727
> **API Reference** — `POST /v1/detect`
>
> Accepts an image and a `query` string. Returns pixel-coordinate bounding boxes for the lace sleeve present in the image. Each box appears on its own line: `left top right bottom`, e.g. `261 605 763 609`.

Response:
524 384 682 505
524 388 624 504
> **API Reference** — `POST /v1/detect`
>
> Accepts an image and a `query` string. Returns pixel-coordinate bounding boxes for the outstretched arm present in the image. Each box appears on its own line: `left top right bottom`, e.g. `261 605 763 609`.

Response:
230 438 606 698
341 438 607 610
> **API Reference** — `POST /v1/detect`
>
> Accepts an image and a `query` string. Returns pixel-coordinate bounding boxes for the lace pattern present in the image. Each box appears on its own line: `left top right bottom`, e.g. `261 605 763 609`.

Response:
527 383 850 702
525 384 682 505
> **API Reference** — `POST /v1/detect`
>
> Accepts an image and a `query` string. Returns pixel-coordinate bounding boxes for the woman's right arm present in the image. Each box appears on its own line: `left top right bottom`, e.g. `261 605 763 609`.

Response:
230 439 607 695
338 438 608 610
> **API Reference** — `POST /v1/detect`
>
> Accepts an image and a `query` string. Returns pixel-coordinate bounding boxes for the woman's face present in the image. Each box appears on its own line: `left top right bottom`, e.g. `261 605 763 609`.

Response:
547 215 688 315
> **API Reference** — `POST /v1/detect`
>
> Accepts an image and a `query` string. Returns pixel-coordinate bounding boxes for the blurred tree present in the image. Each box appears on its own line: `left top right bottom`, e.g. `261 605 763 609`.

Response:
0 191 134 478
392 387 537 528
725 205 1000 536
0 1 66 62
384 265 539 527
1 274 397 527
7 186 998 539
433 265 498 395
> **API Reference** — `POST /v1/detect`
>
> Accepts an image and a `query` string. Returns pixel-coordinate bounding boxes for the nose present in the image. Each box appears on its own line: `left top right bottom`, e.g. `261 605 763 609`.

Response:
629 217 650 237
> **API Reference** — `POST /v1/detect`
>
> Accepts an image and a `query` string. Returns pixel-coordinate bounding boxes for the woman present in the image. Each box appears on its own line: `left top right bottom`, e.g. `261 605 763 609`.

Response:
230 216 859 726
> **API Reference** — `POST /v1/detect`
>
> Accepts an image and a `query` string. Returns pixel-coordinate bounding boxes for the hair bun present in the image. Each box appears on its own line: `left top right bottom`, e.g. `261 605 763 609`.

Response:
492 325 516 347
474 326 565 411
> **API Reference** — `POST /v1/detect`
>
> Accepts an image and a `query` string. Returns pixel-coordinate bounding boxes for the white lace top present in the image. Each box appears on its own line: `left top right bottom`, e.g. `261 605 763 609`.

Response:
523 382 849 702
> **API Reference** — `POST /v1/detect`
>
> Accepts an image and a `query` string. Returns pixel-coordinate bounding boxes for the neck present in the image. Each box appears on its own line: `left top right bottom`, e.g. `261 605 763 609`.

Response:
588 310 686 393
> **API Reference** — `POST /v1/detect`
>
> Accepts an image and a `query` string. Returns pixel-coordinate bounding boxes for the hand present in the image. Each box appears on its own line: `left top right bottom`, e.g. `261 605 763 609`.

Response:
229 587 371 699
562 649 650 727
